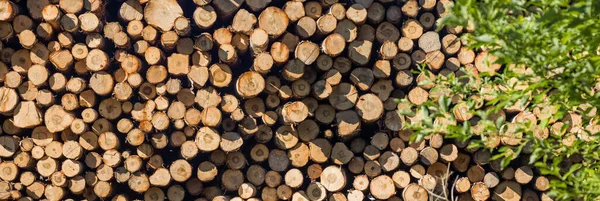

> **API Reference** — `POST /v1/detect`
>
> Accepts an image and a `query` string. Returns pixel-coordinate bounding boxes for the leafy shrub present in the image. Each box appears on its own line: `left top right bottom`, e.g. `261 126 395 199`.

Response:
402 0 600 200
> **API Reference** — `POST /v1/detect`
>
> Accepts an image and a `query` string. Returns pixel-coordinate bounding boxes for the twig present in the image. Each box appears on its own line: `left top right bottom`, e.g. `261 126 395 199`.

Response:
443 163 453 199
425 188 448 201
451 175 459 201
425 163 454 201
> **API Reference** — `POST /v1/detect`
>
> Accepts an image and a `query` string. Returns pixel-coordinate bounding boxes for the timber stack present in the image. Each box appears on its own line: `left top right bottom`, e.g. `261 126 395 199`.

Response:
0 0 559 200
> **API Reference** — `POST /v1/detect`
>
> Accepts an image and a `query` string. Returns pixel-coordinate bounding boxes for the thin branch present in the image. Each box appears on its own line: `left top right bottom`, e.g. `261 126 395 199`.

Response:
442 163 451 199
425 188 448 201
451 175 459 201
425 163 454 201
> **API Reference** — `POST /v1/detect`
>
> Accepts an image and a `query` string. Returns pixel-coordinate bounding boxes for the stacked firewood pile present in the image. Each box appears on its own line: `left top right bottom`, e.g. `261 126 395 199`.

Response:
0 0 552 200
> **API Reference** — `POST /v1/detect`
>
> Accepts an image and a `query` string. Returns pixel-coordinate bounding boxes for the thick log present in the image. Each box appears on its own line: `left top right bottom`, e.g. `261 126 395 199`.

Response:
258 7 289 37
144 0 183 32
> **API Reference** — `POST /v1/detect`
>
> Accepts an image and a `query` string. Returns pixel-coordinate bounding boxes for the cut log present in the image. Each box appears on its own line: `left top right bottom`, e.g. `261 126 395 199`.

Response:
419 174 437 192
79 13 102 33
236 71 266 99
49 50 73 72
295 41 320 65
231 9 256 35
0 1 19 21
321 33 346 57
336 110 361 138
398 37 414 54
281 101 309 124
400 146 418 166
292 79 310 98
0 162 17 182
329 142 352 165
284 168 303 188
0 22 13 41
18 30 37 49
274 125 298 150
85 49 108 72
212 0 244 18
253 53 273 74
303 164 321 182
366 3 384 24
208 63 233 88
0 136 17 158
386 6 402 24
401 0 419 18
161 31 179 50
239 183 257 199
419 12 436 30
167 53 189 75
376 22 400 44
44 105 75 133
280 32 300 54
475 51 502 75
4 71 23 89
268 149 290 172
442 34 461 55
320 166 346 192
515 166 533 185
270 42 289 65
118 0 143 22
426 50 445 71
98 131 120 150
467 165 485 182
484 172 500 188
296 16 316 39
169 159 192 182
345 4 367 25
329 83 358 110
0 87 19 113
304 1 322 19
284 1 305 22
335 19 358 42
60 14 80 33
246 0 270 12
408 87 429 105
379 41 398 60
308 138 331 164
13 101 42 128
456 177 471 193
534 176 549 191
402 183 428 201
369 175 395 199
174 17 191 36
419 31 441 53
144 0 183 32
282 59 305 81
355 93 384 123
288 143 309 167
220 132 243 152
304 182 325 201
89 72 114 96
378 151 399 172
493 181 521 201
402 19 423 40
348 40 372 65
213 28 232 46
258 7 289 37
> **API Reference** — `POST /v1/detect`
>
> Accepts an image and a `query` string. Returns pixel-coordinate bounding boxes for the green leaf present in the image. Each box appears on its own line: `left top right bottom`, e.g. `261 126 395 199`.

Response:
562 163 582 180
398 109 415 117
433 0 600 198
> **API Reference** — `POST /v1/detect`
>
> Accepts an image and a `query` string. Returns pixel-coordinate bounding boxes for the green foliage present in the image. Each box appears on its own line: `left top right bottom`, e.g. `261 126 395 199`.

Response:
440 0 600 108
400 0 600 200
